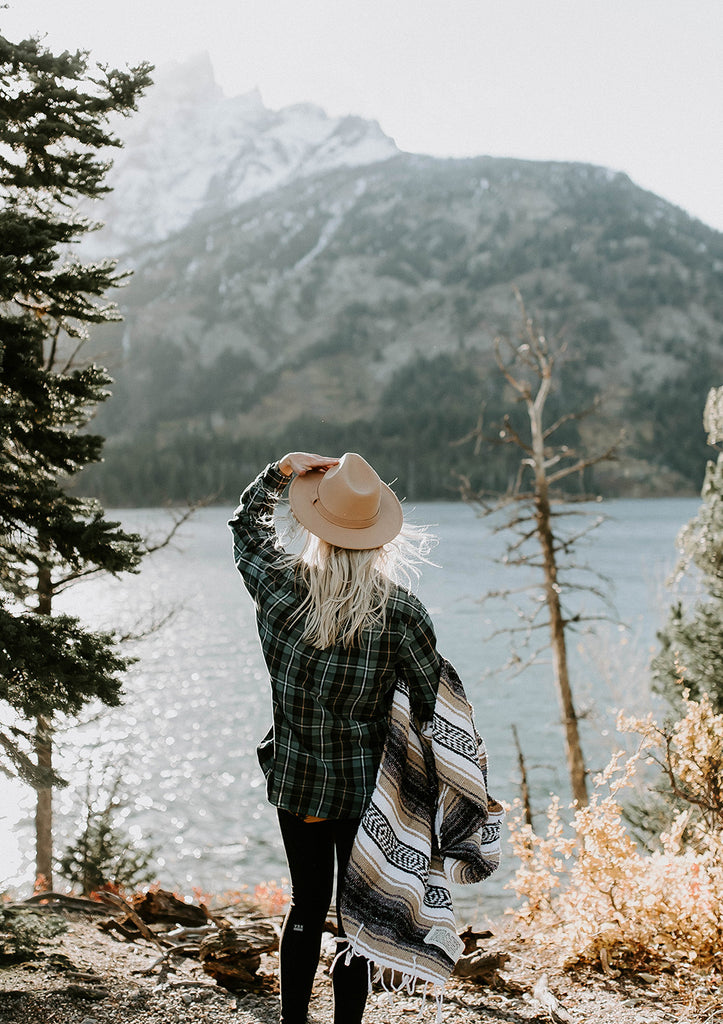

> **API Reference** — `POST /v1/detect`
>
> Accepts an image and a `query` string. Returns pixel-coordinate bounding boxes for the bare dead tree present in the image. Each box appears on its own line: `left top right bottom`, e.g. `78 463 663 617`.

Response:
459 294 623 806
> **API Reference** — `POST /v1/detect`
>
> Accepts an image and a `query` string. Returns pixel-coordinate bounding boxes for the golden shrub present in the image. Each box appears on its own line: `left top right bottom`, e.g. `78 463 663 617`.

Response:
507 693 723 973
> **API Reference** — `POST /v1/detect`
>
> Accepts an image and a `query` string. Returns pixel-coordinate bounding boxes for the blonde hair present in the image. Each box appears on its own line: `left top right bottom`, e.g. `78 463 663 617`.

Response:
282 521 437 649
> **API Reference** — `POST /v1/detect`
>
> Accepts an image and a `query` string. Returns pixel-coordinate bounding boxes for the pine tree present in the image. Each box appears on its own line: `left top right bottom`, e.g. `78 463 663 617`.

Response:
0 33 152 888
652 386 723 712
625 388 723 849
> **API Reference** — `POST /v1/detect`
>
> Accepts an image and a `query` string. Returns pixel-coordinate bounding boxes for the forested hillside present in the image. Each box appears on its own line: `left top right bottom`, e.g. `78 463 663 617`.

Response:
80 82 723 505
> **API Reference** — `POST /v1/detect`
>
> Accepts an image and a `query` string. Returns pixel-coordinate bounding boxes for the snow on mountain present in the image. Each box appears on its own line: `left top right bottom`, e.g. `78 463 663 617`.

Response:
84 54 398 256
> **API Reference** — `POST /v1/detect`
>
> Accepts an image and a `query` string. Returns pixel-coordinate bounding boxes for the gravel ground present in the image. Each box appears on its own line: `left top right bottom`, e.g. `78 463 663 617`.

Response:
0 913 720 1024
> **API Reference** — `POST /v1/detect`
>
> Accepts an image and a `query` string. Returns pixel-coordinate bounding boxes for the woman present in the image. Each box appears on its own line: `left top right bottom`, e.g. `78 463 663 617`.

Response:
229 451 442 1024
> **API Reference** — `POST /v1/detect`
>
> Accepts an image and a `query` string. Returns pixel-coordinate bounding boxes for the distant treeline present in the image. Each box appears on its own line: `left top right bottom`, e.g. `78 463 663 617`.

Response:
80 351 714 506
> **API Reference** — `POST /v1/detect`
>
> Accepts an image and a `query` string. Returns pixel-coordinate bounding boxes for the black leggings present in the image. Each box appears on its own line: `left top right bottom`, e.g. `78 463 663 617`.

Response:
277 809 369 1024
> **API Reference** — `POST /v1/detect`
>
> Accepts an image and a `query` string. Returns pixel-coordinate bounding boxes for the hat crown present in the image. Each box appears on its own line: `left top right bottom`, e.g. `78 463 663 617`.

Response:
288 451 402 549
316 453 381 526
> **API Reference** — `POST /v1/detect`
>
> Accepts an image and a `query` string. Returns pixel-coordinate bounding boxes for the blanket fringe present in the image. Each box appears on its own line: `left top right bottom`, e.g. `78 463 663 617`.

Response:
332 934 445 1021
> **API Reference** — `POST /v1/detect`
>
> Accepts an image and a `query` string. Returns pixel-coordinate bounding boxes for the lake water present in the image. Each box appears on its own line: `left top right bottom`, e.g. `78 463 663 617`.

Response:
0 497 698 922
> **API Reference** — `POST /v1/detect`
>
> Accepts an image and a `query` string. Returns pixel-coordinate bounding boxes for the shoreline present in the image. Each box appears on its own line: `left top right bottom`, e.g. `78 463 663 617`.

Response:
0 894 704 1024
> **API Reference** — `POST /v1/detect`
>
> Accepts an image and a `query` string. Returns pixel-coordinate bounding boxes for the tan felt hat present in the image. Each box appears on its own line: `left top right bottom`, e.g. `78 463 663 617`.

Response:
288 452 403 550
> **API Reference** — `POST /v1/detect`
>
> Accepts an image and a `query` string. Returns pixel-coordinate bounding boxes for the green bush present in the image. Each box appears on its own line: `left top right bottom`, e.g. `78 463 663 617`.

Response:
59 777 156 894
0 907 67 962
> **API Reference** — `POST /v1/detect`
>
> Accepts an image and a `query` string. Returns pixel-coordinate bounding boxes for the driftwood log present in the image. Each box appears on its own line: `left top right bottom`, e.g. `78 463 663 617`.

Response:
457 925 494 955
97 892 164 946
199 922 279 990
9 892 120 915
453 949 510 984
95 888 210 944
131 889 209 926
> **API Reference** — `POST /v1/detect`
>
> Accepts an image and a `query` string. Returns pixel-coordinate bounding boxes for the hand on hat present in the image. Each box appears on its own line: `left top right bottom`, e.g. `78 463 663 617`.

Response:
279 452 340 477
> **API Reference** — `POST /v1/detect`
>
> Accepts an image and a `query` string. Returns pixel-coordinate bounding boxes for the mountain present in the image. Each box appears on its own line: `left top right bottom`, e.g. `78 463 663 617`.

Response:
81 61 723 505
82 54 398 257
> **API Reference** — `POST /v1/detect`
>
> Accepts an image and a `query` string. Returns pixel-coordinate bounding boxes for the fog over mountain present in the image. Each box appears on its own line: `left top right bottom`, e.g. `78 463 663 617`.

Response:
84 53 397 257
82 58 723 504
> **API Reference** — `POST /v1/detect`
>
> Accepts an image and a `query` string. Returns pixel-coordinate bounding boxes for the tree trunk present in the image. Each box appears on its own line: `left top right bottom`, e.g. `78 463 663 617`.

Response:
535 492 589 805
511 723 533 828
528 382 589 806
35 714 53 888
35 561 54 889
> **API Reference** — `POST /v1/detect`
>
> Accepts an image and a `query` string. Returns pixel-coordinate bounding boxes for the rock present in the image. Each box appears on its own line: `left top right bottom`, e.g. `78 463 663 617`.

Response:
64 984 109 1001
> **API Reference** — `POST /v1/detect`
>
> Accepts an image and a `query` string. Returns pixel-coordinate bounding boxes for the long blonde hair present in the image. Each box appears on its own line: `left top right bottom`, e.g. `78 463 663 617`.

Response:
283 522 436 649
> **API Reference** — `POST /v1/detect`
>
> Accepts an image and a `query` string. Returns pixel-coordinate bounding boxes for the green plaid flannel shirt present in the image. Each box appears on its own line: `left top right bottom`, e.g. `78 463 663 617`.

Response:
229 462 441 820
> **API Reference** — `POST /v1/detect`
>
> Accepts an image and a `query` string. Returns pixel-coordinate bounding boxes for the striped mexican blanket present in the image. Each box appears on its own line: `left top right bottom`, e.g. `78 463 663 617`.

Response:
339 658 504 994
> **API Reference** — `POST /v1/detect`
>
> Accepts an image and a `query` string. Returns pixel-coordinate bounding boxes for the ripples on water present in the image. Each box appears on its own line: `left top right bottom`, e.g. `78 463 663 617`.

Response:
0 498 696 921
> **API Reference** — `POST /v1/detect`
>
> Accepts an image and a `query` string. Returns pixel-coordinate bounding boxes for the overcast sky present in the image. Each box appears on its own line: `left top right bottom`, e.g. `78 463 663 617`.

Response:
3 0 722 230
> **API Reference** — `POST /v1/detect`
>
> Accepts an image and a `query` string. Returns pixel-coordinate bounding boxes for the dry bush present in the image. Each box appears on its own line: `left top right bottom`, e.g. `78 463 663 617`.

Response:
251 880 290 916
192 880 290 916
507 692 723 975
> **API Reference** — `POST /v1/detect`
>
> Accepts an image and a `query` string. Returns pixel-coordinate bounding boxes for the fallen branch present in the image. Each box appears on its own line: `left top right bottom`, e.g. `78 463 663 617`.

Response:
600 947 621 978
97 892 164 948
167 923 217 941
137 943 203 974
10 892 119 915
454 950 510 982
532 973 576 1023
199 923 278 989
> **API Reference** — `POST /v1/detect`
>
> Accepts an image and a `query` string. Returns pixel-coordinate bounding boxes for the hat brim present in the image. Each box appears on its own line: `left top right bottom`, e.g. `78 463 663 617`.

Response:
288 469 403 550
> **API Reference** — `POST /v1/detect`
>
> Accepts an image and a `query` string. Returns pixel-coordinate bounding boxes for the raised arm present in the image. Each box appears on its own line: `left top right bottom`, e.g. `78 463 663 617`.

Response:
228 454 338 600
